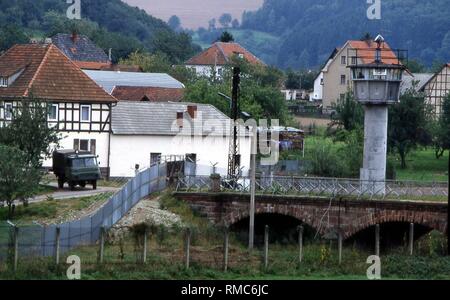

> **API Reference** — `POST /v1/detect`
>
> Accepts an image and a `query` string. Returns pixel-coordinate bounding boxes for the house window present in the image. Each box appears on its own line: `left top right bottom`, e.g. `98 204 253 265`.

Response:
320 78 324 85
80 105 91 122
150 153 161 166
4 103 13 120
74 139 96 153
341 56 346 65
185 153 197 163
48 103 58 121
80 140 89 151
351 56 357 65
0 77 7 87
340 75 346 85
217 67 223 76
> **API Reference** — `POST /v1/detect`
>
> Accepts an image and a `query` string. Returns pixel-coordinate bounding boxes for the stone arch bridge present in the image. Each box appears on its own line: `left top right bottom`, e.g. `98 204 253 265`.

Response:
174 192 448 239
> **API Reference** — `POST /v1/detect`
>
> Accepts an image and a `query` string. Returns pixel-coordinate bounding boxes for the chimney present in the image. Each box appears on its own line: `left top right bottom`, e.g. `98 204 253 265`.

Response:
71 31 79 43
187 105 197 119
177 112 184 128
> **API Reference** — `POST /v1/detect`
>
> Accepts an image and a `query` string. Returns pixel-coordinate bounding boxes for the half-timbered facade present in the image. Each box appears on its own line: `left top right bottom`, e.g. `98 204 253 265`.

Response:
0 44 117 175
421 63 450 116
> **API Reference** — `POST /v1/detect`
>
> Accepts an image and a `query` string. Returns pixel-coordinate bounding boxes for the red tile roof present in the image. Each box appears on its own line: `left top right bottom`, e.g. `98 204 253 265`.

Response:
112 86 184 102
186 42 263 66
100 64 143 72
74 60 112 70
348 40 399 65
0 44 116 103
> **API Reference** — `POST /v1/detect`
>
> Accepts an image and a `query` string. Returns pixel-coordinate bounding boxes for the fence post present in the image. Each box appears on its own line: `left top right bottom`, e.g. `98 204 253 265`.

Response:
375 224 380 257
298 225 304 263
142 227 148 264
409 223 414 256
223 227 229 272
264 225 269 269
185 228 191 269
98 226 105 264
55 227 61 265
13 226 19 272
338 230 343 265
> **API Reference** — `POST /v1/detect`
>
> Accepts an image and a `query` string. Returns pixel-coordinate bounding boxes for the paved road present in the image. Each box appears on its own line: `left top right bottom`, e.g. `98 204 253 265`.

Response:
27 182 120 205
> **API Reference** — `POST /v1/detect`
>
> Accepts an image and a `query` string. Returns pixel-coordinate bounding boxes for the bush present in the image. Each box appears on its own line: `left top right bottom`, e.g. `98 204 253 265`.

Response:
305 137 344 177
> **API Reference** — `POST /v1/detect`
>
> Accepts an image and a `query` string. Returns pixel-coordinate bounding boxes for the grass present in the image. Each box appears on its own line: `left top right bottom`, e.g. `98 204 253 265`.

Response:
301 135 448 183
0 193 111 224
390 148 449 182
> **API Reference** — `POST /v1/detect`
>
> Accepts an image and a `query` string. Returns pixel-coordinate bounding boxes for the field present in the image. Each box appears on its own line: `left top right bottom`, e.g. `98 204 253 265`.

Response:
300 133 449 183
391 148 449 182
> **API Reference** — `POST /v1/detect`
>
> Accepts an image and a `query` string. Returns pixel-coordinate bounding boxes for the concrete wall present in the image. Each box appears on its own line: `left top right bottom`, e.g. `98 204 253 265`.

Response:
109 134 252 177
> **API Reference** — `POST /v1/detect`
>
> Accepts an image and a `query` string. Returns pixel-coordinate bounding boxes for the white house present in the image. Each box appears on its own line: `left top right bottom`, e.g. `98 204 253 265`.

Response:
0 44 116 176
109 101 252 177
185 42 264 79
310 72 324 101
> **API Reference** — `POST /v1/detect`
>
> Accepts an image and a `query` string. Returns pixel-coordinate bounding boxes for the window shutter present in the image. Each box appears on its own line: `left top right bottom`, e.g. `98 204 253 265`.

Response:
90 139 96 155
73 139 80 151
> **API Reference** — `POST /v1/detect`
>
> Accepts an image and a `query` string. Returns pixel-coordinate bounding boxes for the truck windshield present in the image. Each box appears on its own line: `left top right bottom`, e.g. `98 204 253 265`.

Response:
71 157 97 168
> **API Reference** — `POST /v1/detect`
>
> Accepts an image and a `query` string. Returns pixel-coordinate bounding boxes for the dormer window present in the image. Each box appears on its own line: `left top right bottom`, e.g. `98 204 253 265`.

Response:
0 77 7 87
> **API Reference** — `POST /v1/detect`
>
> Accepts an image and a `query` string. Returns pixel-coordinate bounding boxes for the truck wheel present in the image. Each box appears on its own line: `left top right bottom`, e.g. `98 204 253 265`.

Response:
69 182 76 191
58 177 64 189
80 181 86 188
92 181 97 190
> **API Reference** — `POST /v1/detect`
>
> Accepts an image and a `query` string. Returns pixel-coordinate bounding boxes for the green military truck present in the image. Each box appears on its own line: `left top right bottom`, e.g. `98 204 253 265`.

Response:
52 149 101 190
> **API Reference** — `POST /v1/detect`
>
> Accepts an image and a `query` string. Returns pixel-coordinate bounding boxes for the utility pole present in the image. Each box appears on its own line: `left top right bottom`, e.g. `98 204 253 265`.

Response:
249 127 256 250
448 151 449 255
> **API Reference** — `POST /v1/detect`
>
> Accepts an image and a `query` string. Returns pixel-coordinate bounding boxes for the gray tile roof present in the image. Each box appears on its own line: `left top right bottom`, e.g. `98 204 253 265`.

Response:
112 101 248 137
401 73 433 94
51 33 110 63
83 70 185 94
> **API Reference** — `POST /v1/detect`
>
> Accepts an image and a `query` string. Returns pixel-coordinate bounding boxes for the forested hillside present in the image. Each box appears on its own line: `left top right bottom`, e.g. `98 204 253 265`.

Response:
240 0 450 69
0 0 200 63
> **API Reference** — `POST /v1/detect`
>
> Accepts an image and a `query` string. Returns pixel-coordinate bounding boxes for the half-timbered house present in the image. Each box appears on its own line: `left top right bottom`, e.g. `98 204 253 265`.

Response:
0 43 117 176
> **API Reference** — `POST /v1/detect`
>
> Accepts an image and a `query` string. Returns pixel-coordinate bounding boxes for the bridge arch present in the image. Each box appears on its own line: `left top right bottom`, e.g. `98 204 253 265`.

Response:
222 203 319 234
344 211 447 240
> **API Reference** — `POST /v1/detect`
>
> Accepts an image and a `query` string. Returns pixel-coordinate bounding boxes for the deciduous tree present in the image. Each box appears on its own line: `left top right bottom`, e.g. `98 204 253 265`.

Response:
388 88 432 169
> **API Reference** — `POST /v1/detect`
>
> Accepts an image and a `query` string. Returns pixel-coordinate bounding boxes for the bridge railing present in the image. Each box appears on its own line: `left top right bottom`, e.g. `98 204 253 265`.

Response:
176 174 448 200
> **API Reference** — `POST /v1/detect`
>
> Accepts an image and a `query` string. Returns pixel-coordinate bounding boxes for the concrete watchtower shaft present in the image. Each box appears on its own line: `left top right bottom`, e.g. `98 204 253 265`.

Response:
349 35 405 193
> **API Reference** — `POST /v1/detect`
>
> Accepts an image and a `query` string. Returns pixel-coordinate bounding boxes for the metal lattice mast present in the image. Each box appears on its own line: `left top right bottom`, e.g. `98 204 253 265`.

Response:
227 67 241 180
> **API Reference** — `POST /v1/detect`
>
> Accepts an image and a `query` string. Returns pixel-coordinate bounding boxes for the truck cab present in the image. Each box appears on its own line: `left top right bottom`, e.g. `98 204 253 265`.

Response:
52 149 101 190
